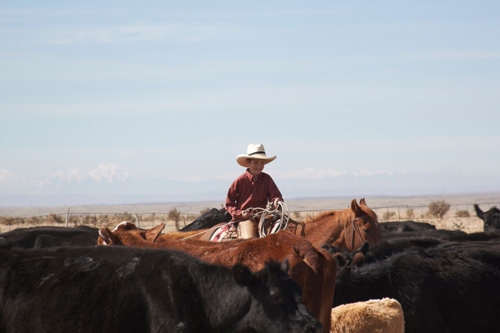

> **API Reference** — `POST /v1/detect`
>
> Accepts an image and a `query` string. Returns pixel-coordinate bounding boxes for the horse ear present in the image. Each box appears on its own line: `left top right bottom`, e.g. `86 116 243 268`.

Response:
350 199 361 216
359 198 367 206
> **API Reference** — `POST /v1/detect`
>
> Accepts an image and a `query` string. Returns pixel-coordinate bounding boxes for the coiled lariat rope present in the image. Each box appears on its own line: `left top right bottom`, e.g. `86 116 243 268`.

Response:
257 201 290 238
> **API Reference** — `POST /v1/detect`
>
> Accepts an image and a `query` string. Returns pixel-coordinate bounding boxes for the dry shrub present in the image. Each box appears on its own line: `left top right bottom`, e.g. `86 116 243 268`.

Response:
452 221 465 231
114 212 134 223
0 217 14 226
168 208 181 223
428 200 451 218
382 211 397 220
199 207 212 215
455 210 470 218
47 214 64 224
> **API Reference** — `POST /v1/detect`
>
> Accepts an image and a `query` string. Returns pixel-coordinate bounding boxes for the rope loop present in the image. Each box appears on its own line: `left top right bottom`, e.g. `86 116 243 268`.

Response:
257 201 290 237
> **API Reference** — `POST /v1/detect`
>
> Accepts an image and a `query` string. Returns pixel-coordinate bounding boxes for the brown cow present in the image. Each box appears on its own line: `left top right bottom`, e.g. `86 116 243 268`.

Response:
99 222 337 333
330 298 405 333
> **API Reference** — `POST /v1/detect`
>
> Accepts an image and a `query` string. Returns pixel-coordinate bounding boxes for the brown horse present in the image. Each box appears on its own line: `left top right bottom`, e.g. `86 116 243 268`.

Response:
140 198 381 251
293 198 382 251
98 223 337 333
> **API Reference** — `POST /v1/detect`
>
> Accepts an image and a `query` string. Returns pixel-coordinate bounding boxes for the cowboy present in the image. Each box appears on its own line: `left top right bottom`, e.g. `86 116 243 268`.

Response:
225 144 284 238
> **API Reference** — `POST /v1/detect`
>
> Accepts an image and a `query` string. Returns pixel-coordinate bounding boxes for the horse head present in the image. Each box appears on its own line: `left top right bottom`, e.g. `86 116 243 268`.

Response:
301 198 382 252
343 198 382 252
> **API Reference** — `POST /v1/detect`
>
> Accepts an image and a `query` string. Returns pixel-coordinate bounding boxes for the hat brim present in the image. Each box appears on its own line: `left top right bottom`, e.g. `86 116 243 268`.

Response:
236 154 276 167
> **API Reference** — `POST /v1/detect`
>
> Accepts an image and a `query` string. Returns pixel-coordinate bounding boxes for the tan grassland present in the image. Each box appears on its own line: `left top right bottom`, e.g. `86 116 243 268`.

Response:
1 192 499 216
0 193 500 217
1 192 499 234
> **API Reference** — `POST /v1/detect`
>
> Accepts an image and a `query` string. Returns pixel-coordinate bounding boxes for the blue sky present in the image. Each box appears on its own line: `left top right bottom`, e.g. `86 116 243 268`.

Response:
1 1 499 207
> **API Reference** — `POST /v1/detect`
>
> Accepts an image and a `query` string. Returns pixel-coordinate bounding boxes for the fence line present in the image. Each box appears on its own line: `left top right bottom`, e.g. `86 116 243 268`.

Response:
1 202 498 234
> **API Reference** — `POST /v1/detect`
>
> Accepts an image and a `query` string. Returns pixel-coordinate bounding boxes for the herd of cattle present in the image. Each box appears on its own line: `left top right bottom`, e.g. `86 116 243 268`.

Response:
0 202 499 332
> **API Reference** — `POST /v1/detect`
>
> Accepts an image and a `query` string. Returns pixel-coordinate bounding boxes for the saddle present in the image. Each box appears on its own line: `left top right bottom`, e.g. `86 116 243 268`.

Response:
209 201 291 242
209 215 285 242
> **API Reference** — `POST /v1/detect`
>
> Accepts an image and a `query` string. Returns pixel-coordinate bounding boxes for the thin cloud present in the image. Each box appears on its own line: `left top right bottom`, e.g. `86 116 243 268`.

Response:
0 169 37 191
49 23 226 44
274 168 395 180
162 175 203 183
351 169 394 177
274 168 348 180
0 169 19 184
88 163 130 183
348 51 500 64
49 163 130 184
214 168 394 181
51 167 85 183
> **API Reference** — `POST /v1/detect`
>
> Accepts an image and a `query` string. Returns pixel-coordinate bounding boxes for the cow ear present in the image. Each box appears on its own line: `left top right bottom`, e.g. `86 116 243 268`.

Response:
146 223 165 242
474 204 484 219
98 227 119 245
232 264 255 286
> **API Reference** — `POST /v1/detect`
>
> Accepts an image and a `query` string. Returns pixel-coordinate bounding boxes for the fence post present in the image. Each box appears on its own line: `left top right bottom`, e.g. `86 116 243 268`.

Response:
66 207 70 228
134 213 140 228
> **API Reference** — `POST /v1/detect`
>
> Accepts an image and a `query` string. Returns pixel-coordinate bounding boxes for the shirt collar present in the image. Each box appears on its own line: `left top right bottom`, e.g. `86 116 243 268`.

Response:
245 168 259 182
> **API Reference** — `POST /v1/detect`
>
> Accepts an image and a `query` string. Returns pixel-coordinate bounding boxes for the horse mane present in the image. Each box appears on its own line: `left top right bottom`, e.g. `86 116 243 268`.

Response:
304 209 353 228
362 205 378 221
303 201 378 229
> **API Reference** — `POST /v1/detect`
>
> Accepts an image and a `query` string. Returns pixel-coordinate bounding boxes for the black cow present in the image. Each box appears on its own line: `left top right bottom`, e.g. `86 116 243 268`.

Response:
363 237 447 264
474 204 500 231
180 207 231 232
448 231 500 242
350 232 500 265
333 241 500 333
0 226 98 248
380 220 436 232
0 245 321 333
381 228 467 240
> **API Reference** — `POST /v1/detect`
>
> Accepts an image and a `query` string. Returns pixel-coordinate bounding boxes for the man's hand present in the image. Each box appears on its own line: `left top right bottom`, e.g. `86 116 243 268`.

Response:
272 198 282 208
240 209 251 219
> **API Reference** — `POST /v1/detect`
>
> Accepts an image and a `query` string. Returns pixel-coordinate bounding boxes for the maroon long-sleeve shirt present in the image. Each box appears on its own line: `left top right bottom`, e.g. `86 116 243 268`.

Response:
225 169 283 221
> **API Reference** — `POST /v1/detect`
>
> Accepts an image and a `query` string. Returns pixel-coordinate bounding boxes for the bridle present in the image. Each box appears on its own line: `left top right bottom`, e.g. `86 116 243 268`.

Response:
348 217 366 252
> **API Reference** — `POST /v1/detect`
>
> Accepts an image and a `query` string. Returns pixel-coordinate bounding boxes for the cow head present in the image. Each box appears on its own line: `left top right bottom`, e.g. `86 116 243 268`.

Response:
229 259 322 333
98 221 165 246
474 204 500 232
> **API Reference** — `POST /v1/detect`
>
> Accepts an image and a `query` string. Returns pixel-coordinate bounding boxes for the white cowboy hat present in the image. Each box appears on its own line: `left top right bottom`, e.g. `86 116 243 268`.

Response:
236 144 276 167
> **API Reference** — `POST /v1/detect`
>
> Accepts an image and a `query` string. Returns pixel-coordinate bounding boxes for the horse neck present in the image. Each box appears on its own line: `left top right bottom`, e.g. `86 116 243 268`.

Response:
305 210 354 247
